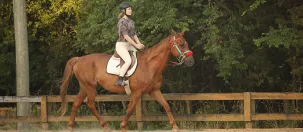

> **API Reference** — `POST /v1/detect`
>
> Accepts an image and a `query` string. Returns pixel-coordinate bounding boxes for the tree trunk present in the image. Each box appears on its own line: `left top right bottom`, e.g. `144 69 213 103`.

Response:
13 0 30 129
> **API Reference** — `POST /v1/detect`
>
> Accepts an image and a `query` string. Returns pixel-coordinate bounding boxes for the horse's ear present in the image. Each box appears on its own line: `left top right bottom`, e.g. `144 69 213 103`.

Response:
171 29 177 35
181 32 184 36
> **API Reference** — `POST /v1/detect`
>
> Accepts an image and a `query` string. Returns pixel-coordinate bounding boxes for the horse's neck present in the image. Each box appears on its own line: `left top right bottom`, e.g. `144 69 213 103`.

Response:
147 39 170 60
145 36 171 74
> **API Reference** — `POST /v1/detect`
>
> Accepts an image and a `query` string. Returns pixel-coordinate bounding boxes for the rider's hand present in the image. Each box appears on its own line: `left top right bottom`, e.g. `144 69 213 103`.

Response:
136 43 145 50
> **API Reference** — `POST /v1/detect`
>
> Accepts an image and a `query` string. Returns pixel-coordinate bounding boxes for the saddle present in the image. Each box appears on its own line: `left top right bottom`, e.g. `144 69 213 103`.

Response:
113 51 136 70
106 51 138 95
106 51 138 77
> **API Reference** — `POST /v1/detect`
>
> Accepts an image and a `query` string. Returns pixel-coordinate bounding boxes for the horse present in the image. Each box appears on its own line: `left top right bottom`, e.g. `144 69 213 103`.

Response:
58 31 195 132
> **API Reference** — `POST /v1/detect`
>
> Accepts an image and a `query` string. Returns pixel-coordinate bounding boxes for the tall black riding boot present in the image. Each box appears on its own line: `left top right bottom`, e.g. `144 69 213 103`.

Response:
115 76 125 86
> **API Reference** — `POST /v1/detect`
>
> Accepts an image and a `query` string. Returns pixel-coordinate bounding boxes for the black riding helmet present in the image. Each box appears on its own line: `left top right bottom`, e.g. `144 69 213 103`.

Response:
120 2 131 13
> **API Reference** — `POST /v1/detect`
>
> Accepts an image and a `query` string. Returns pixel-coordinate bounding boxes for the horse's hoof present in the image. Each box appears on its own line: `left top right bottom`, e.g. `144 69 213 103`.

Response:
172 128 180 132
67 126 73 132
120 122 128 132
120 126 127 132
104 128 112 132
103 126 111 132
120 125 127 132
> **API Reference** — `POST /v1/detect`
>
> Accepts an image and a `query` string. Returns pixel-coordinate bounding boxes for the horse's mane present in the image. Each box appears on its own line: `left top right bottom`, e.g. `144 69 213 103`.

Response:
139 35 172 61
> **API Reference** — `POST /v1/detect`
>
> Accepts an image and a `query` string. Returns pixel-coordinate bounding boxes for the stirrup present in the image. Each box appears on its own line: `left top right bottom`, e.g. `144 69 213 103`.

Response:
115 81 125 86
115 77 126 86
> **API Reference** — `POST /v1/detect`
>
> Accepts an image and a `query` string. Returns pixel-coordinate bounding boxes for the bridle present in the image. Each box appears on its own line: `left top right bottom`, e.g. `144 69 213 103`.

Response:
170 36 193 66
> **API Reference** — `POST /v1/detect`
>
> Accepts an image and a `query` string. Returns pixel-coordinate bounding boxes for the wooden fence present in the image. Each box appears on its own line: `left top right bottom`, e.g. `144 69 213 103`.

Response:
0 92 303 130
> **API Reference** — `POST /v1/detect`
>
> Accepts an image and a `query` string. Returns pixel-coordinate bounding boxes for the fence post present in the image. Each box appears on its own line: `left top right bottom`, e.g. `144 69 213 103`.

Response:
186 101 192 114
244 92 252 128
143 100 147 114
284 100 289 114
136 96 143 130
41 96 48 130
251 98 256 128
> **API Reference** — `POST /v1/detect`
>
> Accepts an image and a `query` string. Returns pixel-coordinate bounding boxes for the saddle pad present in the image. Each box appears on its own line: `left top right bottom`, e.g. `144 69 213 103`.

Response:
106 51 138 77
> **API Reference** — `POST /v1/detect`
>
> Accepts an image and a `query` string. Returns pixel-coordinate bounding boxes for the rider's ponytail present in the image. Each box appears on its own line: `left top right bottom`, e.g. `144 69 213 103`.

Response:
118 12 124 19
118 11 132 20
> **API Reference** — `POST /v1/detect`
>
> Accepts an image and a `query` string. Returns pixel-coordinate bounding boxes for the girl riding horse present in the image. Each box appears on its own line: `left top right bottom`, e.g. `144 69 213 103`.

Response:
115 2 145 86
58 2 194 132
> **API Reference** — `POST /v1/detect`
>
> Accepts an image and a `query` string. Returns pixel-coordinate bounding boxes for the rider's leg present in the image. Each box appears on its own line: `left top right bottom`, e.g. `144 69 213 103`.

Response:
115 44 131 86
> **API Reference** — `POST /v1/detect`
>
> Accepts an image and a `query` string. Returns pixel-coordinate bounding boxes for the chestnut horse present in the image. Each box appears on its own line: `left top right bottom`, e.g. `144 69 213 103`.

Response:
58 31 194 132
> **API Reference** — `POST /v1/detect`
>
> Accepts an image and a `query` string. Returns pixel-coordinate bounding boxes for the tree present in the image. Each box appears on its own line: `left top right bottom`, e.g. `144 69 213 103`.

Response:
254 3 303 92
0 0 15 95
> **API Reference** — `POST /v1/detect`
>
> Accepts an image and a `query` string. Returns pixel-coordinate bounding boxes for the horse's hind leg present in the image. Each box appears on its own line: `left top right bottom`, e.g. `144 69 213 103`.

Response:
86 86 110 131
67 87 87 131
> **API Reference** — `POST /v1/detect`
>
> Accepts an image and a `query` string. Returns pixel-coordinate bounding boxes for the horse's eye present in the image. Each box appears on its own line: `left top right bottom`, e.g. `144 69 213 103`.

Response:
180 42 185 47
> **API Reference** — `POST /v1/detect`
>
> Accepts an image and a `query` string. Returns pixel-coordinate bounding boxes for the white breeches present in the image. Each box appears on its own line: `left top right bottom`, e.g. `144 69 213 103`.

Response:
115 42 137 77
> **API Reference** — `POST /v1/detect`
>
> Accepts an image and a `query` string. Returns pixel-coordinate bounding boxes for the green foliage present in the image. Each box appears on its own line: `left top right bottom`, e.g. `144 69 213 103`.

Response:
1 2 303 130
253 3 303 92
1 0 302 94
242 0 266 16
0 0 81 95
198 3 247 79
25 0 81 95
75 0 193 54
254 25 303 49
75 0 119 53
0 0 15 95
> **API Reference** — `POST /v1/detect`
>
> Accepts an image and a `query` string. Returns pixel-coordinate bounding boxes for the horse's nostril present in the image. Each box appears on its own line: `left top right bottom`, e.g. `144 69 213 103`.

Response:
185 60 194 67
184 58 195 67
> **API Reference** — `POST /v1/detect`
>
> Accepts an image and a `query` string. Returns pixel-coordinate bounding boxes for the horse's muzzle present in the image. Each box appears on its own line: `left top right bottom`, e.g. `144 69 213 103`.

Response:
184 55 195 67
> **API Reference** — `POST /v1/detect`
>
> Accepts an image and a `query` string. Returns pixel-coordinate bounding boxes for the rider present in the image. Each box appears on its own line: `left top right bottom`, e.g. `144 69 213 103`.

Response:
115 2 144 86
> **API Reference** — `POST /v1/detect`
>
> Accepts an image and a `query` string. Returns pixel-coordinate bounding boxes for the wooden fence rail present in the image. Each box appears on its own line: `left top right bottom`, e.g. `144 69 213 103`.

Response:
0 92 303 130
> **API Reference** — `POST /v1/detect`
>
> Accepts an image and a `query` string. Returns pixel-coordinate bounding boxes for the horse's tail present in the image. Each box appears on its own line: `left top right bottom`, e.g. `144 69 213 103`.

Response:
58 57 80 117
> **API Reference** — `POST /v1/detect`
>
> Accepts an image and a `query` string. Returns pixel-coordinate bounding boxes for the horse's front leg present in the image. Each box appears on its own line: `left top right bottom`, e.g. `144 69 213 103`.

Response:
120 93 141 132
150 90 180 132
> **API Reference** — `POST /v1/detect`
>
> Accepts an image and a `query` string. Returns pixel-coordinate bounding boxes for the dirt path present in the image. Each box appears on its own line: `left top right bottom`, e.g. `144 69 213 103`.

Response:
2 128 303 132
70 129 302 132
